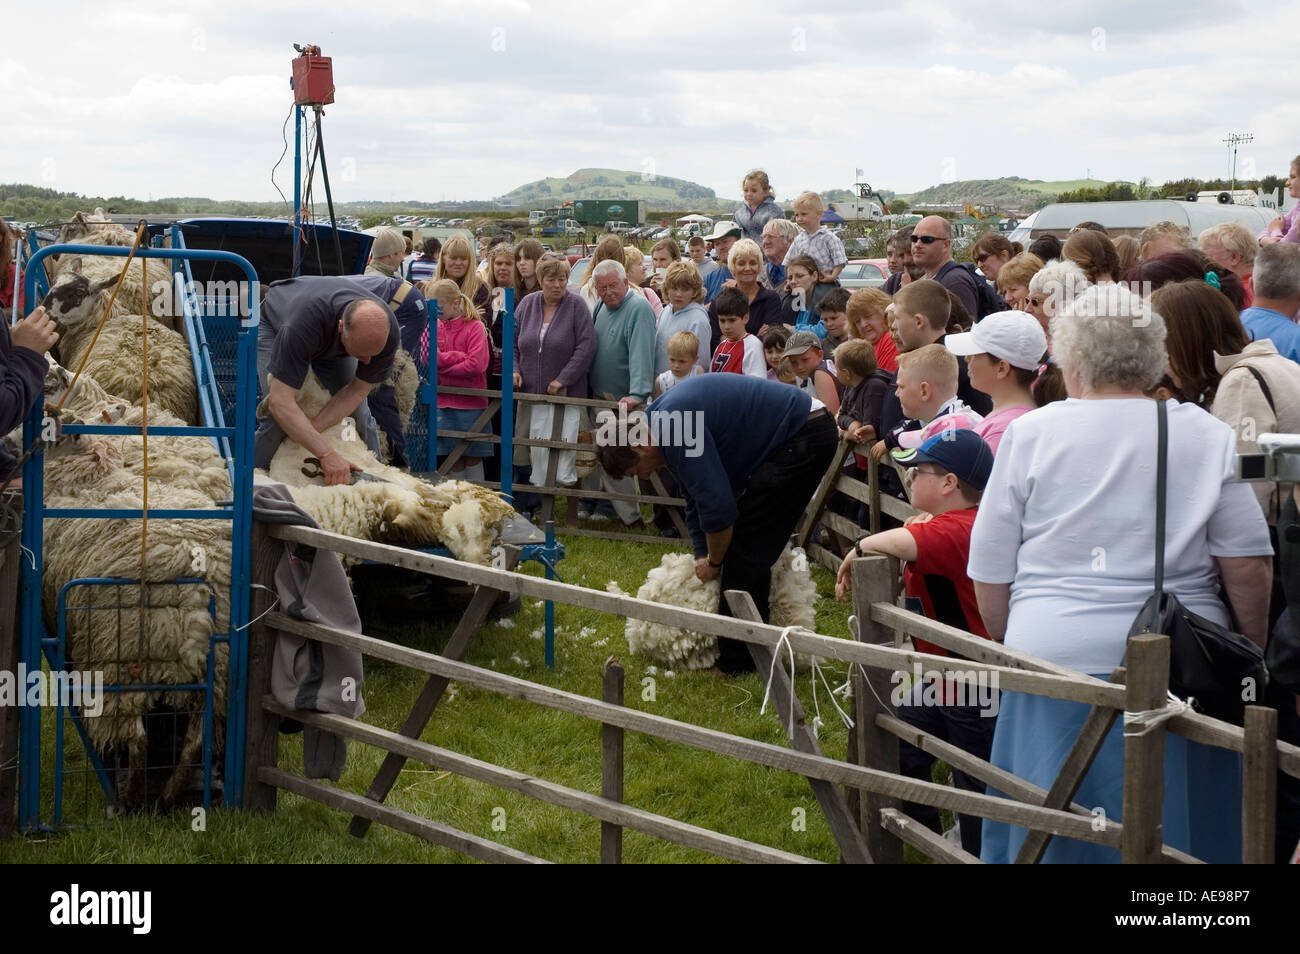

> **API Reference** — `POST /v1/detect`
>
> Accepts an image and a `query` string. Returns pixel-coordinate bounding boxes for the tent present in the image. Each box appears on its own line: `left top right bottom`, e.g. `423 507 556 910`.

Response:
676 213 714 225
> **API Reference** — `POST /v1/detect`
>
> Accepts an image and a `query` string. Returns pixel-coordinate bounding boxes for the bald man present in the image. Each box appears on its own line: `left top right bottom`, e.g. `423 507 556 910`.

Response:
255 275 400 484
910 215 979 319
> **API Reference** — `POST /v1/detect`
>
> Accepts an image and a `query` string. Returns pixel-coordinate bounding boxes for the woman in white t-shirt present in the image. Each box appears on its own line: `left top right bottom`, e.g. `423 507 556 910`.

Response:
968 284 1273 864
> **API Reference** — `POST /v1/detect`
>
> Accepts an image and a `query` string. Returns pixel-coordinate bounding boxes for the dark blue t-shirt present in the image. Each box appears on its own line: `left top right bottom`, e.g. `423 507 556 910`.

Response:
651 374 811 554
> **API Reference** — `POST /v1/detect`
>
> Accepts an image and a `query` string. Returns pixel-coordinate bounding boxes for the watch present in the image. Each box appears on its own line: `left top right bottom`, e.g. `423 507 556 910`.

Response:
853 540 866 557
707 558 723 568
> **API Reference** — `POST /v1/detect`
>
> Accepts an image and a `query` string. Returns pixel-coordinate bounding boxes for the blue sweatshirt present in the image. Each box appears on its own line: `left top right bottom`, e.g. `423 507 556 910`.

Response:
651 374 811 555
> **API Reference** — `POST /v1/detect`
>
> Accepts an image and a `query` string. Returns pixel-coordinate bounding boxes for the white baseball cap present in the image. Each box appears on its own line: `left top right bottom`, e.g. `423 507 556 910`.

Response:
704 221 742 241
944 310 1046 370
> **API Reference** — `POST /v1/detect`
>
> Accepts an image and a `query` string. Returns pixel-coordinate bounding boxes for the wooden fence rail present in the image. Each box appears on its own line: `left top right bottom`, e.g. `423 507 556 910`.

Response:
244 522 1300 863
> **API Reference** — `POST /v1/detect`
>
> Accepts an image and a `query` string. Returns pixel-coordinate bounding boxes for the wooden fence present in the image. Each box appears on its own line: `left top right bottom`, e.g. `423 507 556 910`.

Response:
242 521 1300 864
432 385 690 544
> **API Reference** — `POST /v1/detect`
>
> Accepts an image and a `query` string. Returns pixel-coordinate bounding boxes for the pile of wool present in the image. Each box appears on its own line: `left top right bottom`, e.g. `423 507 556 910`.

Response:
609 546 820 671
607 553 722 671
259 371 514 564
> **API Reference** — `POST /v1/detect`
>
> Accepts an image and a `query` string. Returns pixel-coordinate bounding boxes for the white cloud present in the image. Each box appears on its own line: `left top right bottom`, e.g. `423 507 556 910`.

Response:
3 0 1297 205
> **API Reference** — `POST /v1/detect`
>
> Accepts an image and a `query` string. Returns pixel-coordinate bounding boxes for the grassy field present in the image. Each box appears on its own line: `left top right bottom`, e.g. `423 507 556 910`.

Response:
0 527 944 864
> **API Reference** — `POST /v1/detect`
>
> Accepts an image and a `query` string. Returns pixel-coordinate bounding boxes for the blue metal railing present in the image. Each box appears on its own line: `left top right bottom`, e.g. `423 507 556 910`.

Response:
19 241 259 830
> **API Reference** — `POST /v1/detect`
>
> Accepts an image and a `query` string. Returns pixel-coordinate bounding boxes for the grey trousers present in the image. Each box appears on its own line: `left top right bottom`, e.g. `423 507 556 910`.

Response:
254 328 382 469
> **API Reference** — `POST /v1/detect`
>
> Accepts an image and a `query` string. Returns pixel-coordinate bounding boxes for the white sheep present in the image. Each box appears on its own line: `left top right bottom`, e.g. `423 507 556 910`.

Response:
376 348 419 464
41 424 231 811
44 361 228 502
608 546 820 671
260 370 514 564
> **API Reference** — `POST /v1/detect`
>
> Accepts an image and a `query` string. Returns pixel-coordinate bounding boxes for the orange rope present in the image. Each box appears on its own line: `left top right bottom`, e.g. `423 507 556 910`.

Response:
54 221 148 412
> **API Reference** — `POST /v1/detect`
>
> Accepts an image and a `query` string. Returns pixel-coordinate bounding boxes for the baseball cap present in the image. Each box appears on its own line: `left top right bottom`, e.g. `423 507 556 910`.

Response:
705 221 743 241
943 310 1046 370
782 330 823 357
891 429 993 491
370 227 405 259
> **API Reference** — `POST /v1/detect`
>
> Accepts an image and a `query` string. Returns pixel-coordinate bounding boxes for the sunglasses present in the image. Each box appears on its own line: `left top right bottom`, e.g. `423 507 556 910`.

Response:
910 235 943 244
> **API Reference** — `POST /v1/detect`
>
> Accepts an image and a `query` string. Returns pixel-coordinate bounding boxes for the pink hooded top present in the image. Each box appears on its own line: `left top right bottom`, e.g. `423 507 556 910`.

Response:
434 316 490 409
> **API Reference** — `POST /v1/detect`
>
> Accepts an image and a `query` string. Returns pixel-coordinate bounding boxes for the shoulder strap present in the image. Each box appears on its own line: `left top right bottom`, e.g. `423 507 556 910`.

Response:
388 280 413 311
1243 364 1275 412
1154 399 1167 595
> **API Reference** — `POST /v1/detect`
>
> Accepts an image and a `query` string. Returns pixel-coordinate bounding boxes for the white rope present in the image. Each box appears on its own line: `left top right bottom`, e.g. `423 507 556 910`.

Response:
233 584 280 633
759 626 798 736
809 654 854 738
847 613 900 714
1122 691 1190 736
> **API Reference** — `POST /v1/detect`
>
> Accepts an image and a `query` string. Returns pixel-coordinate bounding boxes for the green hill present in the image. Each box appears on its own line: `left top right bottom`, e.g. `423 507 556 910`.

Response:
498 168 724 211
899 177 1131 211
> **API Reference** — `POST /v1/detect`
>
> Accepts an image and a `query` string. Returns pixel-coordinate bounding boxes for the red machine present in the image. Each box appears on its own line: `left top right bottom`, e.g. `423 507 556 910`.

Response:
291 44 334 106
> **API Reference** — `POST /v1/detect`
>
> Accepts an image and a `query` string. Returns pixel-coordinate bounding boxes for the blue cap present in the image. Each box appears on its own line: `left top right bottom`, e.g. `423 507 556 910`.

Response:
892 428 993 490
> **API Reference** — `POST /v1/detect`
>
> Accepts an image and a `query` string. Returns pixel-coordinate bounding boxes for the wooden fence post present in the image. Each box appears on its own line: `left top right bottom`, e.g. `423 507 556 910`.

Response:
1241 704 1277 864
850 554 903 863
242 522 281 812
0 494 22 839
1120 634 1169 863
601 656 625 864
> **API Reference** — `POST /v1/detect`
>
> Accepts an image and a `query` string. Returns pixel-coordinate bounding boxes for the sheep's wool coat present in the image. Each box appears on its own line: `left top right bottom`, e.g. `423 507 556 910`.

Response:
261 371 514 564
610 547 819 671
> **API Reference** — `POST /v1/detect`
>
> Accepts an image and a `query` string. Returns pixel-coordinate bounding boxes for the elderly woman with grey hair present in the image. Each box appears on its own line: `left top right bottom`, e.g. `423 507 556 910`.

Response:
968 284 1273 864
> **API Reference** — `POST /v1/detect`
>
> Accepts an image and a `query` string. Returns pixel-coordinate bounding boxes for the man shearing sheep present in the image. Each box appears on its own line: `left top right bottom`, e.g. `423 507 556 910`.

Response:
596 373 837 673
254 275 399 485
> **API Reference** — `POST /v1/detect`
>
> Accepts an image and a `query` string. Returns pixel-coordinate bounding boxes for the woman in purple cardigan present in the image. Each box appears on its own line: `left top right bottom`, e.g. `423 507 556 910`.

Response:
512 257 597 488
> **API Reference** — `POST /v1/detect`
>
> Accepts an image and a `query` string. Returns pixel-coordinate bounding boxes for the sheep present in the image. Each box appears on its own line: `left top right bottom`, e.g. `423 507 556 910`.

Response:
44 360 227 501
39 264 196 424
41 422 231 812
608 546 820 671
376 348 419 464
259 370 514 564
53 209 139 254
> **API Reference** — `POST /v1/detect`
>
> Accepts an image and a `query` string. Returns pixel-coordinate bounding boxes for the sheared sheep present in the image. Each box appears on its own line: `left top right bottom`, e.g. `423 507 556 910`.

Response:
258 370 514 564
608 546 820 671
42 422 231 812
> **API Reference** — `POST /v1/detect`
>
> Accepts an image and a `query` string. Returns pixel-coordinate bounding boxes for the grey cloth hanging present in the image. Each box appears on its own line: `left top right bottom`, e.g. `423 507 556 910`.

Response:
253 482 366 780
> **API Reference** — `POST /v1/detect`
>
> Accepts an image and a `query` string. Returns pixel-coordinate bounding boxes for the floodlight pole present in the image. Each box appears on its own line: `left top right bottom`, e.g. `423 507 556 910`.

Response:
1223 133 1254 191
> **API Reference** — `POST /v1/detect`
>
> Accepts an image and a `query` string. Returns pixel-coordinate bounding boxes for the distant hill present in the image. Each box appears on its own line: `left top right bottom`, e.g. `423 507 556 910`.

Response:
498 168 728 211
899 177 1129 212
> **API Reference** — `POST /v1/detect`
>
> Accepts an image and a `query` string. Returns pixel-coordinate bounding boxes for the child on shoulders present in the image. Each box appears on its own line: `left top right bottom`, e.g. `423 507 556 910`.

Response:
783 191 847 283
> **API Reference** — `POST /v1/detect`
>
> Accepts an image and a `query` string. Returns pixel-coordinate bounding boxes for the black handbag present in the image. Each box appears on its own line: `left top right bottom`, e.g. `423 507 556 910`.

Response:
1126 399 1267 725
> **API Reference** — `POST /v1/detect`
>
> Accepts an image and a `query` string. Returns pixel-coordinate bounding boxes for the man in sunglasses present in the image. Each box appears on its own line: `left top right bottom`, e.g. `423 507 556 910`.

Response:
910 216 980 321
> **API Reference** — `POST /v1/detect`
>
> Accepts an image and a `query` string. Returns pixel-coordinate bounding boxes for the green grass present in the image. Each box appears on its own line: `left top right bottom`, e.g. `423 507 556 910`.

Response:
1 526 926 864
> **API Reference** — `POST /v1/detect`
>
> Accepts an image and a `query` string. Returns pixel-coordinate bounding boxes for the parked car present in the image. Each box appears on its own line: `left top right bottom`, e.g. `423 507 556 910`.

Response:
605 220 634 235
837 259 890 289
568 256 593 286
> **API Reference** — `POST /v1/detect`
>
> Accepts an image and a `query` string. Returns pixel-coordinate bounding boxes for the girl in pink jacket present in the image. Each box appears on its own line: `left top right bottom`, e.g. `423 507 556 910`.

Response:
429 279 493 481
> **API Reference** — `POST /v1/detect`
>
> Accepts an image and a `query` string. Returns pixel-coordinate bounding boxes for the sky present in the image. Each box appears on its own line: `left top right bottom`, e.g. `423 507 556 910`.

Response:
3 0 1298 205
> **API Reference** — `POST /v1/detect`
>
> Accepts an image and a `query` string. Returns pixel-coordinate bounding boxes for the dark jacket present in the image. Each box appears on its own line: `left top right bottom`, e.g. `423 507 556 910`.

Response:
513 289 597 398
0 317 48 477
